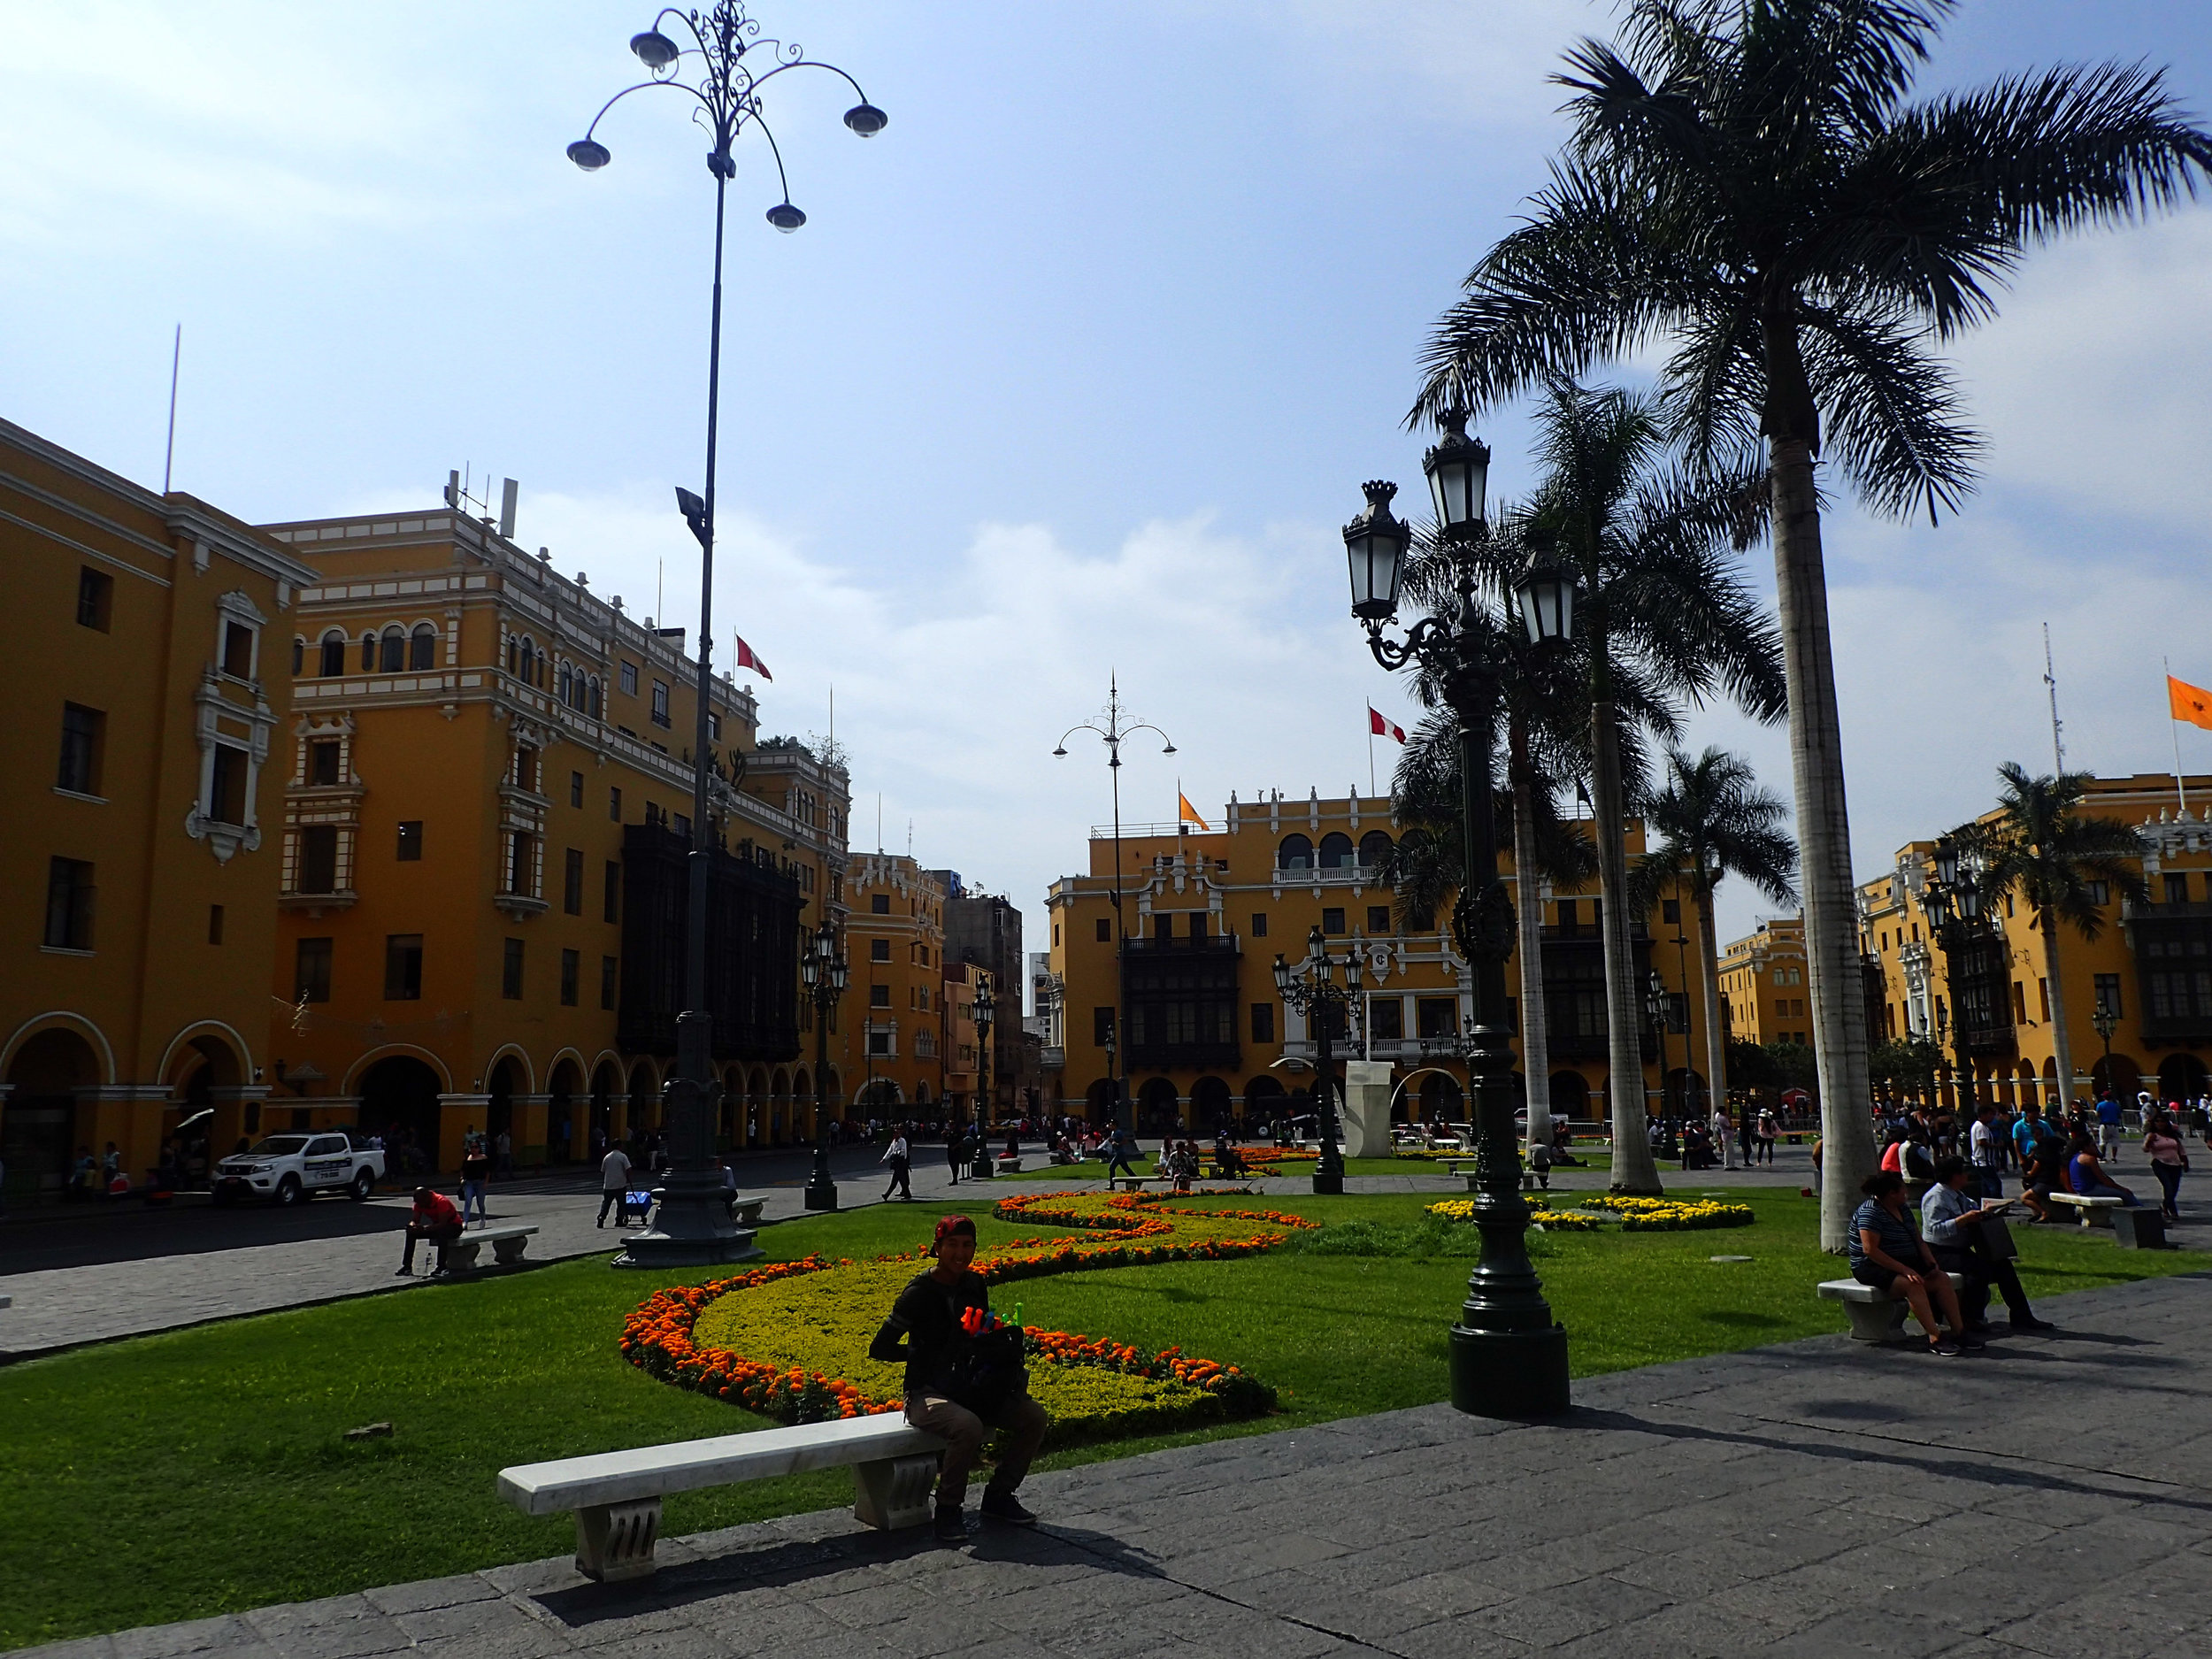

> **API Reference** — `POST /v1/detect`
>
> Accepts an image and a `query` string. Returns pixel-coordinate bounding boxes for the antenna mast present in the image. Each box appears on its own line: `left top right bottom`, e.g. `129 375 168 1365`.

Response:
2043 623 2064 776
161 325 181 494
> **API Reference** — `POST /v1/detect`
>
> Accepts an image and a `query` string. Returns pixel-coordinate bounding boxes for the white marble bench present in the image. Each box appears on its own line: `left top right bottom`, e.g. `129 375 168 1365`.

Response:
1816 1273 1970 1342
499 1414 948 1582
2048 1191 2124 1228
1107 1174 1170 1193
444 1224 537 1272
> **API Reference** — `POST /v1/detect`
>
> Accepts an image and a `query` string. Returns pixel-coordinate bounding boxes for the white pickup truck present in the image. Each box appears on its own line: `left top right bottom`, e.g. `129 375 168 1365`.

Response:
212 1129 385 1206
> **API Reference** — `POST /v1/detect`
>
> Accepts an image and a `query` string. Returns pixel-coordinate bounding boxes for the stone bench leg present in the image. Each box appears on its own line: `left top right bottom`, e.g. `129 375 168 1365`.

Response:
1841 1298 1908 1342
575 1497 662 1582
853 1452 939 1531
733 1201 765 1228
491 1234 531 1265
443 1238 484 1273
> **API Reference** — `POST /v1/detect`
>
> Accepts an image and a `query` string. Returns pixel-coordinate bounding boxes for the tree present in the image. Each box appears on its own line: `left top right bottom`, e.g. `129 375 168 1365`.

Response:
1519 384 1786 1193
1632 745 1798 1131
1962 764 2150 1110
1868 1034 1944 1104
1413 0 2212 1248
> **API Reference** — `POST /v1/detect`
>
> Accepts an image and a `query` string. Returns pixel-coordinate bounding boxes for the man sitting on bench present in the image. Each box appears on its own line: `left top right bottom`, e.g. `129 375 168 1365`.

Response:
396 1186 465 1278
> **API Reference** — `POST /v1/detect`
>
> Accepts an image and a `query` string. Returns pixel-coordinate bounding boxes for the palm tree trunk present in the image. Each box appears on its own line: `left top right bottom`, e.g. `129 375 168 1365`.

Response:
1695 878 1729 1149
1769 434 1877 1250
1509 718 1552 1161
1591 685 1664 1194
2041 915 2076 1111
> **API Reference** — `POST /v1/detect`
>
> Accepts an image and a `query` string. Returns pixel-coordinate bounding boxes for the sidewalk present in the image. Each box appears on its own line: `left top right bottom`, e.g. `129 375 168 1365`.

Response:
27 1270 2210 1658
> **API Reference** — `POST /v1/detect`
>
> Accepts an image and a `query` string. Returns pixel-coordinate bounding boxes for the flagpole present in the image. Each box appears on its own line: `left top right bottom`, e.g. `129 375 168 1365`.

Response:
2168 657 2190 816
1368 720 1376 797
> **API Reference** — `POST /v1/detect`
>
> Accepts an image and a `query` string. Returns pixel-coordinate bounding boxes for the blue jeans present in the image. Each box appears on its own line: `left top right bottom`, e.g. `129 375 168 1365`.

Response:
461 1179 487 1223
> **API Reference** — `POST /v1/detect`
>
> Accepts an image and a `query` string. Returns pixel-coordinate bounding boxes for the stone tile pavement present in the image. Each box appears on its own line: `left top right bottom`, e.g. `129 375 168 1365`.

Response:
28 1271 2211 1658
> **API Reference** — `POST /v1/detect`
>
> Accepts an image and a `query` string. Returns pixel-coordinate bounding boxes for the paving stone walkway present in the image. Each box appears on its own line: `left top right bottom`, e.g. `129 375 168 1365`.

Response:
28 1271 2211 1658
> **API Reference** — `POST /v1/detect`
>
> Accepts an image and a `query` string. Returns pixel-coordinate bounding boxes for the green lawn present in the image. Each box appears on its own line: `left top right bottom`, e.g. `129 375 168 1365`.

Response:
0 1189 2197 1650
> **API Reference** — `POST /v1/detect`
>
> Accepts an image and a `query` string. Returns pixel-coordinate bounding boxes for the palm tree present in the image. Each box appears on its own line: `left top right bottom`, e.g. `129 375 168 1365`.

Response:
1632 745 1799 1130
1520 383 1786 1192
1961 764 2149 1111
1412 0 2212 1246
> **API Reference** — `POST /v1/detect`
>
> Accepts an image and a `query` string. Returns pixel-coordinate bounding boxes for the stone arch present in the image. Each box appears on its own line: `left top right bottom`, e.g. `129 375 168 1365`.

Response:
2 1011 117 1087
484 1054 526 1151
547 1053 586 1164
155 1020 251 1094
3 1023 105 1193
823 1067 844 1122
1548 1071 1592 1122
340 1042 453 1096
1191 1075 1231 1130
482 1044 536 1097
2157 1052 2209 1105
1318 832 1355 870
1277 833 1313 871
358 1054 444 1175
1084 1077 1118 1122
771 1066 793 1146
591 1057 624 1144
626 1059 658 1139
1136 1075 1180 1132
1664 1066 1705 1117
793 1068 812 1138
720 1065 742 1146
1357 829 1394 869
1419 1071 1466 1119
2039 1056 2061 1110
1243 1075 1286 1129
746 1067 771 1146
2092 1050 2142 1103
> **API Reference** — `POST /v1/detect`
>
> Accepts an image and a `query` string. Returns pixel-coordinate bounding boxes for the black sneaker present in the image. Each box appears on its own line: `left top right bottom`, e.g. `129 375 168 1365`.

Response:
1931 1338 1965 1357
980 1491 1037 1526
394 1266 413 1278
933 1508 967 1544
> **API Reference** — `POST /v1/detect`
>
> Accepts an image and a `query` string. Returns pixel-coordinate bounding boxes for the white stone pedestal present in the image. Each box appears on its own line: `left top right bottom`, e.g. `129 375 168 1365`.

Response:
1340 1062 1397 1159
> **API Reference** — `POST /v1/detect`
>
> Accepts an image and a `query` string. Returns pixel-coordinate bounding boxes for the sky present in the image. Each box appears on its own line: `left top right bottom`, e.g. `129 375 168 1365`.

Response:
9 0 2212 995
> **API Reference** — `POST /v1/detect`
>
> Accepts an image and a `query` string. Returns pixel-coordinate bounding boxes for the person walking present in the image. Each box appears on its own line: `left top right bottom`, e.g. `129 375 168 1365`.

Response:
1103 1125 1140 1185
1737 1109 1756 1169
2143 1111 2190 1220
2095 1092 2124 1162
597 1141 634 1227
1711 1104 1736 1171
459 1129 490 1225
881 1126 912 1202
1968 1103 2005 1200
946 1123 965 1188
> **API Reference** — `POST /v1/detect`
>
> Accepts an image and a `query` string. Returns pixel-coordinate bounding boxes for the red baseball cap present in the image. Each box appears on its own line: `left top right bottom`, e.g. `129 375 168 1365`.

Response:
930 1214 977 1254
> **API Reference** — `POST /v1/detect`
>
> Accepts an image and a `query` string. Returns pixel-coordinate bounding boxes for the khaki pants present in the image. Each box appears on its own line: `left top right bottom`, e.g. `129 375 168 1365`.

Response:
905 1390 1048 1510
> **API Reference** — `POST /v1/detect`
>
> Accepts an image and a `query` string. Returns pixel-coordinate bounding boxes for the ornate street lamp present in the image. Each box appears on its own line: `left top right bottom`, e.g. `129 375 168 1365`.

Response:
570 6 881 1267
1273 926 1361 1194
1921 841 1987 1115
1646 968 1676 1159
971 975 997 1178
1056 678 1175 1133
2092 1002 2119 1104
1348 436 1572 1418
800 918 848 1211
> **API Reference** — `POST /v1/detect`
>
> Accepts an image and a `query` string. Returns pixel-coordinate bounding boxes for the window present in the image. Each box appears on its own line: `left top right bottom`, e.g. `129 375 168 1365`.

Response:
588 678 603 718
291 637 303 675
672 812 690 841
1662 898 1680 925
560 948 580 1007
1093 1007 1115 1045
1319 833 1354 869
564 848 584 914
1152 913 1171 942
708 712 721 741
319 631 345 676
570 771 584 809
604 860 621 923
360 633 376 671
1367 905 1391 933
871 984 892 1008
515 746 539 793
502 938 525 999
76 566 112 631
1322 908 1346 935
1358 830 1393 868
1417 997 1458 1039
1370 997 1404 1041
58 703 104 794
872 893 892 914
1095 918 1110 941
1191 912 1210 941
294 937 333 1002
867 1030 893 1057
650 680 672 727
601 955 618 1010
307 739 341 786
221 622 257 679
2038 977 2052 1021
619 661 639 695
2087 879 2109 907
1053 924 1061 946
207 744 249 826
396 820 423 861
871 938 891 962
208 903 224 945
377 628 403 673
1250 1002 1275 1043
609 786 622 821
383 933 423 1000
2011 980 2027 1023
296 826 339 894
506 832 534 895
2094 973 2123 1018
43 857 95 949
1252 912 1267 938
1557 899 1578 926
1278 833 1312 870
2166 872 2190 905
409 624 436 671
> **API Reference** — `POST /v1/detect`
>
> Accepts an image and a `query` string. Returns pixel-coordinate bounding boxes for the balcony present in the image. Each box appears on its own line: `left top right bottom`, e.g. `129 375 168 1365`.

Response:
1271 864 1383 887
1040 1046 1065 1071
280 887 357 915
1122 934 1240 955
1958 1022 2016 1055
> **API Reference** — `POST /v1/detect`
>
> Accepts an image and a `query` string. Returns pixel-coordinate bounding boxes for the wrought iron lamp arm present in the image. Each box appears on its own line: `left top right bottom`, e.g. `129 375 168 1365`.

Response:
1363 613 1454 676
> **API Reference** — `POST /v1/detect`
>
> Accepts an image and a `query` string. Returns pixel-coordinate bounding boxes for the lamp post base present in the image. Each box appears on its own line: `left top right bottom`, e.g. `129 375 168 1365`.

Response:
1448 1323 1571 1417
804 1146 839 1211
1310 1170 1345 1195
612 1187 763 1269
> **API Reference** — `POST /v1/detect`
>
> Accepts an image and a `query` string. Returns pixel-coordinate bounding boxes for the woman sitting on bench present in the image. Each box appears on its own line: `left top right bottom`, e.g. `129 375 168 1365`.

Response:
1849 1170 1975 1356
2065 1130 2139 1206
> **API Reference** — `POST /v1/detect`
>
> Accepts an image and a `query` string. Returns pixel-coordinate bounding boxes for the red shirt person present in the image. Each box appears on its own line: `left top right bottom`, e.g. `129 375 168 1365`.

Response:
398 1187 465 1278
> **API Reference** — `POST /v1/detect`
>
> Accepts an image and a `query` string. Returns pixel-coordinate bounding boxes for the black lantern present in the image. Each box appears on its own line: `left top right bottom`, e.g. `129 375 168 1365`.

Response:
1344 481 1412 622
1422 408 1492 532
1934 837 1961 890
1514 529 1575 646
1957 879 1982 923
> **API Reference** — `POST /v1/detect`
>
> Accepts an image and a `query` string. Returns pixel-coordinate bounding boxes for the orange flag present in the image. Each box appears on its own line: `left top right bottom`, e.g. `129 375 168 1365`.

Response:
1178 792 1211 832
2170 675 2212 731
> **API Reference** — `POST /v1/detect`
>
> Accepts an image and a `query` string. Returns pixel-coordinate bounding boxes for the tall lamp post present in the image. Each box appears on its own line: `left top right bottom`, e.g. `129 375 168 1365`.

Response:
801 919 848 1211
1919 837 1985 1118
971 976 997 1179
569 6 881 1267
1646 969 1677 1160
1346 422 1575 1417
1273 926 1361 1194
1056 680 1175 1132
2092 1003 2119 1106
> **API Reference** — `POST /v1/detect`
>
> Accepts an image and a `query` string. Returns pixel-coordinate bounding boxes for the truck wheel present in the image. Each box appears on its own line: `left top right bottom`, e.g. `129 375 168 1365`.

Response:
275 1174 303 1207
349 1168 375 1202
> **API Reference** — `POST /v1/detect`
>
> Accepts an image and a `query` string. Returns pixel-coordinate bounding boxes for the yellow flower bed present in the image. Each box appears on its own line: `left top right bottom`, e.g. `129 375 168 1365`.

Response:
1578 1195 1755 1231
1425 1198 1601 1231
642 1192 1315 1446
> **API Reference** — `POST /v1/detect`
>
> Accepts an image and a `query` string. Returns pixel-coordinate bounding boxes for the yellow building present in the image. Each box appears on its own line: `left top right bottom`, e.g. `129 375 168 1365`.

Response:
844 854 949 1116
1858 774 2212 1110
1043 789 1702 1132
254 503 851 1171
1 419 319 1199
1716 915 1813 1048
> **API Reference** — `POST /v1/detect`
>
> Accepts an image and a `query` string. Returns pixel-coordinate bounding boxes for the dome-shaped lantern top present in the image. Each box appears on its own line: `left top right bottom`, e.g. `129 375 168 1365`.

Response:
567 137 612 171
843 103 888 136
630 29 680 70
1344 480 1410 623
1422 408 1491 532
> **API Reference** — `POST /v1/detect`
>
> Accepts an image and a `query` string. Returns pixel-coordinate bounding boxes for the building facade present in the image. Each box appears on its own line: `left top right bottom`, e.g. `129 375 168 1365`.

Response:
254 504 851 1170
844 854 949 1115
1858 773 2212 1110
1043 789 1701 1132
1 419 319 1199
1717 915 1813 1049
931 875 1028 1118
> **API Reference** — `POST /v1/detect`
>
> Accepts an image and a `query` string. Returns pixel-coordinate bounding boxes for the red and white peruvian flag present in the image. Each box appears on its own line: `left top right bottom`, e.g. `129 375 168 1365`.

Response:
733 634 772 681
1368 706 1406 742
